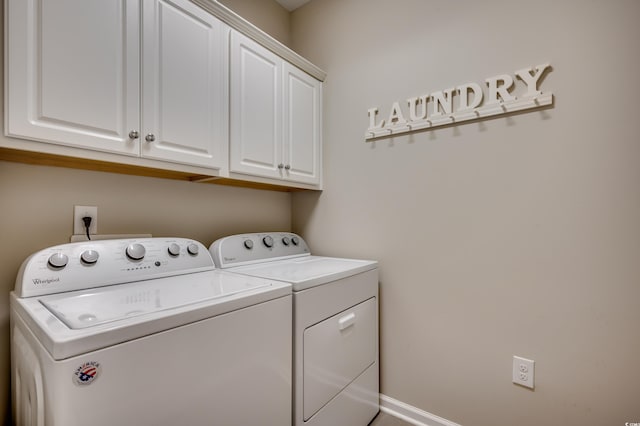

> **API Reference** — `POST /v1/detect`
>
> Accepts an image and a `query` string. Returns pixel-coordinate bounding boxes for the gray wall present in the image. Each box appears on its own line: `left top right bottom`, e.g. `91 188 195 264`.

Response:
0 0 292 422
291 1 640 425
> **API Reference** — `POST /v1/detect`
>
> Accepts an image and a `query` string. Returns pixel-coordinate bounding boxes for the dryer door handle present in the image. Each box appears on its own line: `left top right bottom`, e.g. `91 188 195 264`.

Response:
338 312 356 331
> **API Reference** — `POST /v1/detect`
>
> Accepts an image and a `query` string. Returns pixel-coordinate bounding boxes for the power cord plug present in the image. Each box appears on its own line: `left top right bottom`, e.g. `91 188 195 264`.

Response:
82 216 92 240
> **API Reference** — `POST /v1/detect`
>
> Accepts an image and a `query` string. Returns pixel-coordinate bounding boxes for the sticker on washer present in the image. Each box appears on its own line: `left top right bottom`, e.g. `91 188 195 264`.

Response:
73 361 101 386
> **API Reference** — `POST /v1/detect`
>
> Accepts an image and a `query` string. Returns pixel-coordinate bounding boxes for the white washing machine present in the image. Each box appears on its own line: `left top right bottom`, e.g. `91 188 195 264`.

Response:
10 237 292 426
210 232 379 426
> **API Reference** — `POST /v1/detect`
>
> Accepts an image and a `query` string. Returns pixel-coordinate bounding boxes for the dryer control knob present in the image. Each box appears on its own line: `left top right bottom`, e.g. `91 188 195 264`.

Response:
244 239 254 250
80 250 99 265
187 243 199 256
263 236 274 248
291 236 300 246
282 236 290 246
48 252 68 269
168 243 180 257
126 243 146 261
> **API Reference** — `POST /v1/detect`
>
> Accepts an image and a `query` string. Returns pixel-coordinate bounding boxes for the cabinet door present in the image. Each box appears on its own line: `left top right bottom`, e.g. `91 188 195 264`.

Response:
229 31 282 179
141 0 228 170
5 0 140 155
283 63 322 185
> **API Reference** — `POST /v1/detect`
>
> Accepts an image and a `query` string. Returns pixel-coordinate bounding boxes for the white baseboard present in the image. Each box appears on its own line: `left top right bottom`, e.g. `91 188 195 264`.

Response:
379 394 462 426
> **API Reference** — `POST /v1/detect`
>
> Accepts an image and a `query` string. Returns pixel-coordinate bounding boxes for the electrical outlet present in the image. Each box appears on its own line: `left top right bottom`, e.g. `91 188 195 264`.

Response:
513 355 535 389
73 205 98 236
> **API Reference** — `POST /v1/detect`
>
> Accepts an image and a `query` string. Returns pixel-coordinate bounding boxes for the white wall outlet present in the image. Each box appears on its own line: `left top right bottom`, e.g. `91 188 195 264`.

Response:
513 355 535 389
73 205 98 236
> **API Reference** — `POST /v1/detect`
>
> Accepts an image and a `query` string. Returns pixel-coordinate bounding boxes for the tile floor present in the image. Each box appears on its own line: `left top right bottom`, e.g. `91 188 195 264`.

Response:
369 411 413 426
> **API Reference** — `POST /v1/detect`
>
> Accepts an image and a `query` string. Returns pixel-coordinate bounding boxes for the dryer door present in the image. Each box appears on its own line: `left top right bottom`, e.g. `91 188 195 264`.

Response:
303 297 377 420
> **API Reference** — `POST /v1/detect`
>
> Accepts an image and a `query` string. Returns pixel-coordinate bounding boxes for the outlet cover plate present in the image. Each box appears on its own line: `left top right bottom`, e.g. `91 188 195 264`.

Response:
73 205 98 235
513 355 535 389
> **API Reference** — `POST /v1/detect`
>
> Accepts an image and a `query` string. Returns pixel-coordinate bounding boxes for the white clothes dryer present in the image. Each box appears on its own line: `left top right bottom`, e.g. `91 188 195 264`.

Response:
210 232 379 426
10 237 292 426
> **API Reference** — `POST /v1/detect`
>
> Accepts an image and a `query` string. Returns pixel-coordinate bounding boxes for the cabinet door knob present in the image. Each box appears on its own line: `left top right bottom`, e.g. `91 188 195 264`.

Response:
277 163 284 169
129 130 139 139
285 164 291 170
145 134 156 143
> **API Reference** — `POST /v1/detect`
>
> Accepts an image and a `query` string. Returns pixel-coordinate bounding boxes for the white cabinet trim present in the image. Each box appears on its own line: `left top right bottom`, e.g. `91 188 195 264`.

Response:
189 0 326 82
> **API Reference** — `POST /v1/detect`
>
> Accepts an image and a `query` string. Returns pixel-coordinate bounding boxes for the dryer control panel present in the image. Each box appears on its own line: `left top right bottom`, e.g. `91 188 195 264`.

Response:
210 232 310 268
15 238 214 298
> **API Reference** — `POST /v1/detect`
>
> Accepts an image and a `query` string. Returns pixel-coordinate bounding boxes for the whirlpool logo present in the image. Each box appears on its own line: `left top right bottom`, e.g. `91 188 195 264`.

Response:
32 277 60 286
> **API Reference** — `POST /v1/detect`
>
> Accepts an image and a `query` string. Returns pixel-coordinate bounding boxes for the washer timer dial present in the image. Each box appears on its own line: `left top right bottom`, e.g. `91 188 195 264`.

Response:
81 250 99 265
262 236 274 248
168 243 180 257
47 253 68 269
126 243 146 261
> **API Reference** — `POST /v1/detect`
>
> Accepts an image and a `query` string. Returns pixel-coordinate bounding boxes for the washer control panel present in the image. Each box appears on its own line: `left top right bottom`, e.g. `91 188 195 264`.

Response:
210 232 310 268
15 238 214 298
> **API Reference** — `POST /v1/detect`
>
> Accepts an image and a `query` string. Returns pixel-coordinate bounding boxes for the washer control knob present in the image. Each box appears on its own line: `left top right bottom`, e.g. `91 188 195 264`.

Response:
291 236 300 246
80 250 99 265
187 243 199 256
126 243 146 261
282 236 290 246
168 243 180 257
263 236 274 248
244 239 254 250
48 252 69 269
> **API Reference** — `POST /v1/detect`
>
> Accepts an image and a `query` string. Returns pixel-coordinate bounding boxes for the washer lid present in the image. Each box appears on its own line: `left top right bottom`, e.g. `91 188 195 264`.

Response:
40 271 271 330
11 270 291 360
229 256 378 291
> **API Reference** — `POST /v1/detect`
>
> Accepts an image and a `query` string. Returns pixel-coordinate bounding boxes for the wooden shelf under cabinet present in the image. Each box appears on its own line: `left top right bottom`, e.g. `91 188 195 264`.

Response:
0 148 309 192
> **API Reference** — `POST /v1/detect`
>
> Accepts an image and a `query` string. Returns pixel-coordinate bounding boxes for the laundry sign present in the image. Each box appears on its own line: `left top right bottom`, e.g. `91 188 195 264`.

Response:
366 63 553 140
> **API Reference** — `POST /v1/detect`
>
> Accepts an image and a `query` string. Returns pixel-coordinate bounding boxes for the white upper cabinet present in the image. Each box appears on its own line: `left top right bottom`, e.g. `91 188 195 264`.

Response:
229 31 283 180
230 31 321 187
283 62 322 185
6 0 228 171
6 0 140 155
141 0 227 169
5 0 324 188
